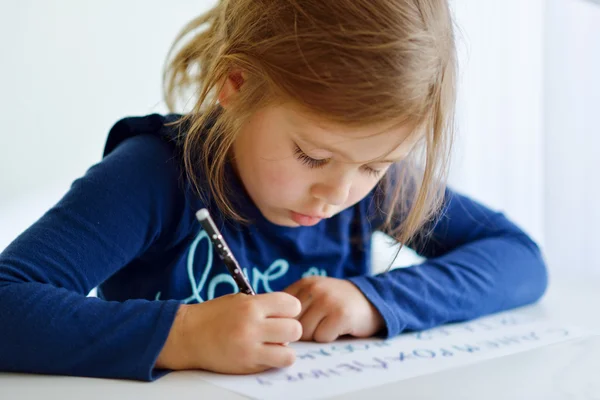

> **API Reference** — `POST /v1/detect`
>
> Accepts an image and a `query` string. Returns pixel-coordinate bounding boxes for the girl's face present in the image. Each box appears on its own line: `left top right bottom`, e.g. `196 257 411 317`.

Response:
232 104 417 227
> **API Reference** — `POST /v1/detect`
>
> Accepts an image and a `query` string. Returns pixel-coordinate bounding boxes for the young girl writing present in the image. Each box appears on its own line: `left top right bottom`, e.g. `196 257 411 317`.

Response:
0 0 547 381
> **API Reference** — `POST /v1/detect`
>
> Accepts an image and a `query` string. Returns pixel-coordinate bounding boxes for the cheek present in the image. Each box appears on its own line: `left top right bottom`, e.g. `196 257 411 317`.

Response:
346 177 381 206
258 158 307 196
260 163 289 188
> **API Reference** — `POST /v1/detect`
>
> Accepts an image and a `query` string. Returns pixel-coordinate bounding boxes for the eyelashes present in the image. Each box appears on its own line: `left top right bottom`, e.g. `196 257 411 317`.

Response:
293 145 329 168
293 144 382 177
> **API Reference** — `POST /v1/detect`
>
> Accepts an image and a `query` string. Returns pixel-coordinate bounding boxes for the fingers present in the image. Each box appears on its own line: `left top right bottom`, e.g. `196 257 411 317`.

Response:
283 278 317 321
258 343 297 369
298 304 326 341
282 278 308 297
256 292 301 318
262 318 303 344
313 314 347 343
293 286 314 321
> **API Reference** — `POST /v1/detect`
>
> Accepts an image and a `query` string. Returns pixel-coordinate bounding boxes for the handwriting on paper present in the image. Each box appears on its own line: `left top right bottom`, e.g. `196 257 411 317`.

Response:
256 328 568 386
193 310 587 400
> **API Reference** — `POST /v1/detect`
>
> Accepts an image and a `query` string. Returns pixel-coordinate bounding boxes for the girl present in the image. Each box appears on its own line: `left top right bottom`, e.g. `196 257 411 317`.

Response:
0 0 547 381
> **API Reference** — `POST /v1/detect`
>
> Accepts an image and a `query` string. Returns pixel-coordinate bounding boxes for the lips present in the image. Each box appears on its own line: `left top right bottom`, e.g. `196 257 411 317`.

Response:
290 211 326 226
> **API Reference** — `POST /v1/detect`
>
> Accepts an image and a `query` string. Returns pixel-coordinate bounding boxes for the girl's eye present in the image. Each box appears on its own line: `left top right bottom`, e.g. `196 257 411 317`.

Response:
361 166 383 178
293 143 383 178
294 145 329 168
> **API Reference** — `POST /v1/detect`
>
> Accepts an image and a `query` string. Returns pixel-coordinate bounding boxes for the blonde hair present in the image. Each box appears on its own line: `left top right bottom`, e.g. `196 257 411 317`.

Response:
163 0 457 252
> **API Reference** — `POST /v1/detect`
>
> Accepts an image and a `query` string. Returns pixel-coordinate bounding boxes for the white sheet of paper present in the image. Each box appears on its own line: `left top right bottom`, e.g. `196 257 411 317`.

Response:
194 310 588 400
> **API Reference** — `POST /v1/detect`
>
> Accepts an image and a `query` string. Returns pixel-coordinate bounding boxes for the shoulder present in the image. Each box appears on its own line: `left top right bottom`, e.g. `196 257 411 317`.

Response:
97 113 192 198
98 112 202 194
77 114 192 210
96 113 208 213
102 113 186 158
94 113 206 243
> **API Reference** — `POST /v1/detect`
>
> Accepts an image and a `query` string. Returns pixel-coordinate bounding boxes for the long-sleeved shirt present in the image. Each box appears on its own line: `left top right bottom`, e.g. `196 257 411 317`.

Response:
0 112 548 381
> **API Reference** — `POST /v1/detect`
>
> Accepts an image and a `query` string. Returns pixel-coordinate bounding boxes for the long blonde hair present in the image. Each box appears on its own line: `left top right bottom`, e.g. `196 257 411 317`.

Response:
163 0 457 251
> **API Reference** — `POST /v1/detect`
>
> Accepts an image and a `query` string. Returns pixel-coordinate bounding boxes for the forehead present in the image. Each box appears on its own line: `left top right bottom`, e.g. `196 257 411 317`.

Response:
282 105 420 164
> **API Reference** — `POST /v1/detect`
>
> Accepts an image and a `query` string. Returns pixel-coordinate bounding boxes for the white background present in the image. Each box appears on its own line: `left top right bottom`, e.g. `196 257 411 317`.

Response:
1 0 599 276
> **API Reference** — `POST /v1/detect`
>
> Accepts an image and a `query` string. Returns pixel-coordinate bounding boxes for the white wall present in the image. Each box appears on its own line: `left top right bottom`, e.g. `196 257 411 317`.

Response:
0 0 214 207
544 0 600 273
450 1 545 245
376 1 546 269
1 1 548 269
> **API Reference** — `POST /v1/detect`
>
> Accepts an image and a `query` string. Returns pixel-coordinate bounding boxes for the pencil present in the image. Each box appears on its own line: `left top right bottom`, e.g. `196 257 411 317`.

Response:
195 208 256 296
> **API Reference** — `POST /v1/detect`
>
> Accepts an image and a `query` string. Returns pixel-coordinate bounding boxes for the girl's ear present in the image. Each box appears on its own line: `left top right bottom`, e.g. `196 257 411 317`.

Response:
218 69 246 108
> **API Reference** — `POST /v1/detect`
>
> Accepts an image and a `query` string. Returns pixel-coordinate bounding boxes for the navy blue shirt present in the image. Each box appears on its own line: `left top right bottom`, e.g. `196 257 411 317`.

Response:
0 113 548 381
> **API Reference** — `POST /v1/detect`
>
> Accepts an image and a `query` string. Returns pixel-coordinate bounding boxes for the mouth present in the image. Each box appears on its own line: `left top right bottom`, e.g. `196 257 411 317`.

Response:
289 210 328 226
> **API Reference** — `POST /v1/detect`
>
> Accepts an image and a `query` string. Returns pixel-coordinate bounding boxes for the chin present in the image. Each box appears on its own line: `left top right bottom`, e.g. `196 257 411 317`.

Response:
260 209 299 227
268 216 299 228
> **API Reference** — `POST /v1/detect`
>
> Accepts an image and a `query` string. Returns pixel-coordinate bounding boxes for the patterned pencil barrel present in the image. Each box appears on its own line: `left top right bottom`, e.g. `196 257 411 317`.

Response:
195 208 256 295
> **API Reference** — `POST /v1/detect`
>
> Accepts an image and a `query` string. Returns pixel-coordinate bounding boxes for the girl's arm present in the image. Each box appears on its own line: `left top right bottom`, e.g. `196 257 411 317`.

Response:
0 132 187 381
349 188 548 337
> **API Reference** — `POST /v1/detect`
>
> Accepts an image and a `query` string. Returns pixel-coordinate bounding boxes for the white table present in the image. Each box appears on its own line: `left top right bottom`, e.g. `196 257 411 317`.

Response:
1 271 599 400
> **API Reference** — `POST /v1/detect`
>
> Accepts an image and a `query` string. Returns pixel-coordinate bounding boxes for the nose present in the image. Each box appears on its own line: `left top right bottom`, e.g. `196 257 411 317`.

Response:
310 178 352 206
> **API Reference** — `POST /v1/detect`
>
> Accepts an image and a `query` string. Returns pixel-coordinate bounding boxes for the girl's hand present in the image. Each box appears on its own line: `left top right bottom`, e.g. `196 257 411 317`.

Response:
156 292 303 374
283 276 385 343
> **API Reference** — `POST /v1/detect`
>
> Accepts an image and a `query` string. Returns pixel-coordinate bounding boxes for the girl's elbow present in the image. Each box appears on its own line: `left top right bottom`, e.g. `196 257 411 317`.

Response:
513 234 549 306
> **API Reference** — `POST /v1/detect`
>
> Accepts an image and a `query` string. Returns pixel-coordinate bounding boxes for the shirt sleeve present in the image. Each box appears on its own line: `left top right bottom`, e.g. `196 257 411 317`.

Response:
349 187 549 338
0 133 188 381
